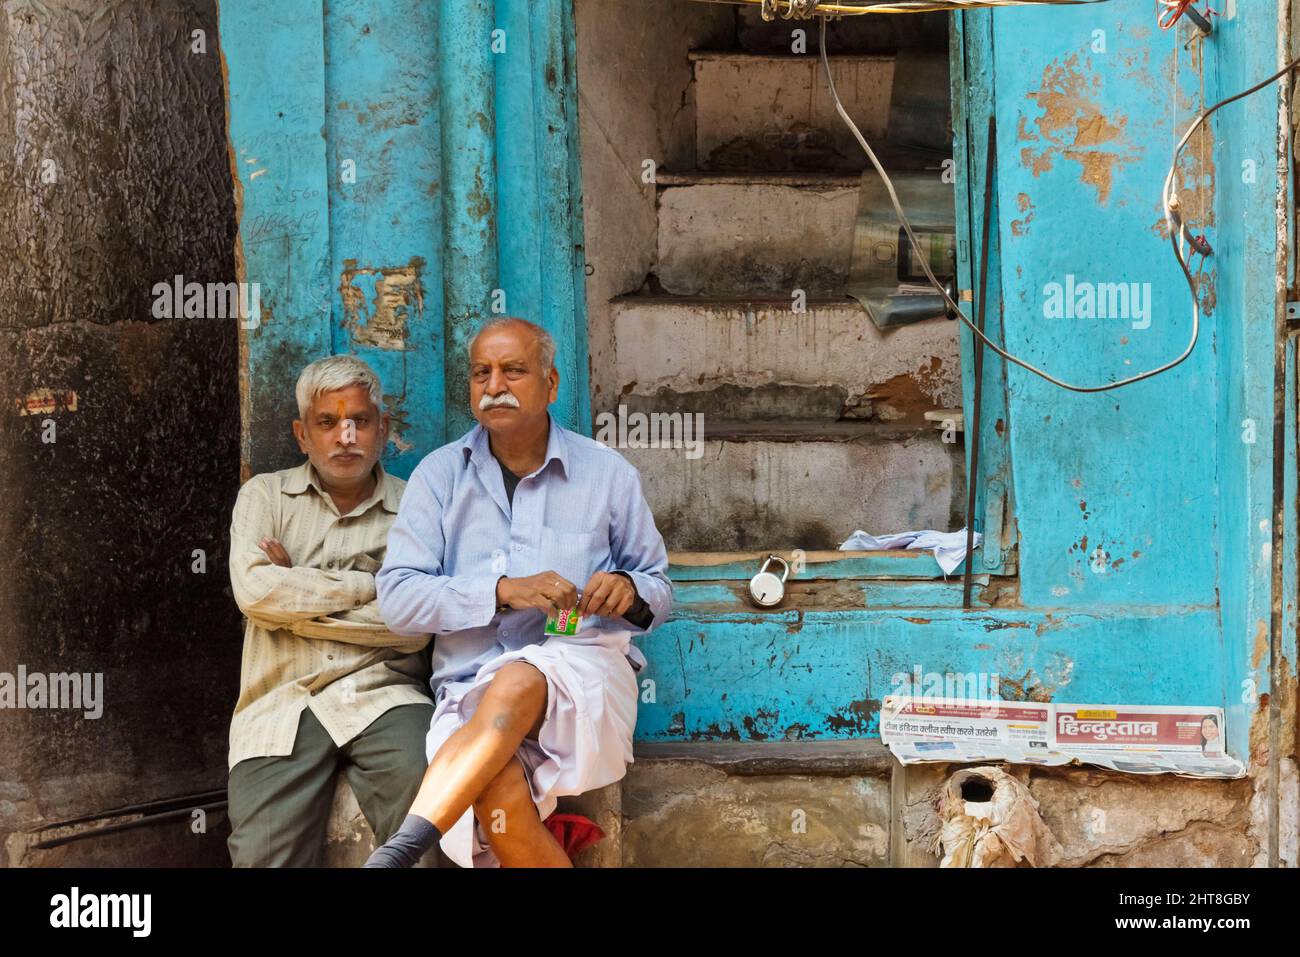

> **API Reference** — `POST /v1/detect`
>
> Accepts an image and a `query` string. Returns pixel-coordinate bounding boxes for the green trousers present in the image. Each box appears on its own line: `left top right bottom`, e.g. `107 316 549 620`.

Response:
227 703 435 867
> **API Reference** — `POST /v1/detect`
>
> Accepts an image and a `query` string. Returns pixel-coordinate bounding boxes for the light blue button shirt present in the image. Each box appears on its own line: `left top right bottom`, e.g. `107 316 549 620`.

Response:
377 412 673 693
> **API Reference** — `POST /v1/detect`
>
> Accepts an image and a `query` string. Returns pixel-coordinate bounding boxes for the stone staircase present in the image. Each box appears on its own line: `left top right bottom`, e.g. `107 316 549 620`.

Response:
613 293 963 550
616 37 963 556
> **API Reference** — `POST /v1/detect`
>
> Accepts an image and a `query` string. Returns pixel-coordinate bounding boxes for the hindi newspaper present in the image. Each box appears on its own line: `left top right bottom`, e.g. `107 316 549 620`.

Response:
880 697 1068 766
881 697 1244 778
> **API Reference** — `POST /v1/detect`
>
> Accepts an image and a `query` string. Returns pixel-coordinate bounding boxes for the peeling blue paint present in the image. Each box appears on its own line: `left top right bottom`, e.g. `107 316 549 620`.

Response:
220 0 590 477
640 5 1294 766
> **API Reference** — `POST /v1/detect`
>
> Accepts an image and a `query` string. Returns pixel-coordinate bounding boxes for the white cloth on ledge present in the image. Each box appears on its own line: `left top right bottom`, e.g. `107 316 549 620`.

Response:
838 528 982 575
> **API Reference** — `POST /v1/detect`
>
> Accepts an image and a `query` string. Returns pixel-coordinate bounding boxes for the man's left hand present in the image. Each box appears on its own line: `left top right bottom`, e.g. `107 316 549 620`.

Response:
577 571 635 619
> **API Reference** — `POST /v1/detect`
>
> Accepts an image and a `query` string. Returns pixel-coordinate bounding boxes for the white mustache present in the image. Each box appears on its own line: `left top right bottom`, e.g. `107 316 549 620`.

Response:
480 392 520 410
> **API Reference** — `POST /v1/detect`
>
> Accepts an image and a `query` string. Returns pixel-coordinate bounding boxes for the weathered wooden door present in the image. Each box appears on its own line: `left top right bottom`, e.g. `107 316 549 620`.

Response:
949 0 1288 764
219 0 590 477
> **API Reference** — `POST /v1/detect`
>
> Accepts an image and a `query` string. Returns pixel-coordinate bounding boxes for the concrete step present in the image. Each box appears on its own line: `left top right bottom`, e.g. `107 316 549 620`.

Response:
621 740 898 867
656 180 858 296
691 52 894 173
611 294 961 421
656 170 863 188
622 422 965 551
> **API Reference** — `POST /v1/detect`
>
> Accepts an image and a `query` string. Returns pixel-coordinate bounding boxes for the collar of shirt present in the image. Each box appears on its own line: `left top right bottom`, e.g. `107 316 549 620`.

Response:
281 459 402 517
460 410 570 481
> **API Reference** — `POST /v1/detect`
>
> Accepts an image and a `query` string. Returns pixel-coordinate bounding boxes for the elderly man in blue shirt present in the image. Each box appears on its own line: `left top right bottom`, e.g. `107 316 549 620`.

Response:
365 316 672 868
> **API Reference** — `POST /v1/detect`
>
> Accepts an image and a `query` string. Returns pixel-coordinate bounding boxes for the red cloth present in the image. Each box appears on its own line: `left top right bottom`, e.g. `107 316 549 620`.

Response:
543 813 605 861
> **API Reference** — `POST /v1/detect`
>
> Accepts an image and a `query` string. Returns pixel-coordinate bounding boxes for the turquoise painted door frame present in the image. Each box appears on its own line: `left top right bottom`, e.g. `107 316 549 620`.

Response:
946 1 1294 767
636 1 1293 772
219 0 590 478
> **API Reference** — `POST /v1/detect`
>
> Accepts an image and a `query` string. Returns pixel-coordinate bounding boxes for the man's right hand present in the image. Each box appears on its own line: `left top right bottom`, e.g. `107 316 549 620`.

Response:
259 538 292 568
496 572 578 615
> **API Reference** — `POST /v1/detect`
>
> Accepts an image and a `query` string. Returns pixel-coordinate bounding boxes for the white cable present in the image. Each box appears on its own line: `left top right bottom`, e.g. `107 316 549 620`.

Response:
820 17 1295 393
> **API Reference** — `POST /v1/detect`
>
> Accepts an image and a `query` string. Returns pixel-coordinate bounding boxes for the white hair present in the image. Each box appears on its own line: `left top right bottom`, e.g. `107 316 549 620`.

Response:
468 316 556 373
295 355 384 419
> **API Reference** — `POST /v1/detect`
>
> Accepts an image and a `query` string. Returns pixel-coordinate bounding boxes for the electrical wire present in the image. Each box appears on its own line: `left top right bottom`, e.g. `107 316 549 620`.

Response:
1161 55 1300 312
706 0 1111 16
819 15 1298 393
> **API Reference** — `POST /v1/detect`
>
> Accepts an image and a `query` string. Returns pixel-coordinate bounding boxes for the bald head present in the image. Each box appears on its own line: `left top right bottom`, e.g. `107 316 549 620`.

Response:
468 317 555 374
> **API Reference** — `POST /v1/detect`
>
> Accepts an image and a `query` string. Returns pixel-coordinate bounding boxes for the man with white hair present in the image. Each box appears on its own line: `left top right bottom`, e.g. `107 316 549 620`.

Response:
226 355 435 867
366 316 672 867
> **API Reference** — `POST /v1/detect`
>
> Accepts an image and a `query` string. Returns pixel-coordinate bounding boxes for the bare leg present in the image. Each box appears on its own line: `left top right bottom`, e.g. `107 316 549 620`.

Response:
407 661 548 833
473 756 571 868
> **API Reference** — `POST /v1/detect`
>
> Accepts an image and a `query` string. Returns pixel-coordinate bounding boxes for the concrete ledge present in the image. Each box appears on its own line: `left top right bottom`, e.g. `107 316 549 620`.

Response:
624 740 894 866
633 740 894 777
657 183 858 295
610 295 961 418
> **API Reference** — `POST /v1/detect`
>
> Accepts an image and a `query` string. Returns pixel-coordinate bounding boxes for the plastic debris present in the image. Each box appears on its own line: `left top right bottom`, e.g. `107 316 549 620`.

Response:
932 766 1061 867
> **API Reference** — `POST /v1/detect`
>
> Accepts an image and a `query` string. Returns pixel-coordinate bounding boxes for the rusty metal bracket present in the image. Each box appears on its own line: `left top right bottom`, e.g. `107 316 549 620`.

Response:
1183 4 1213 37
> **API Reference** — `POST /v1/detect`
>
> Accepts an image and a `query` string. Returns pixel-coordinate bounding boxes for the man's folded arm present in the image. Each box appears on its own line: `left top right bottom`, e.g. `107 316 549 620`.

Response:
377 462 501 636
608 465 674 632
229 478 375 626
288 600 431 653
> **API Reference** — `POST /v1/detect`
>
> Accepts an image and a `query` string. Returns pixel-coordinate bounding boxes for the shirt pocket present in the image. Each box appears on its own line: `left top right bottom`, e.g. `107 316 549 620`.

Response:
539 526 607 590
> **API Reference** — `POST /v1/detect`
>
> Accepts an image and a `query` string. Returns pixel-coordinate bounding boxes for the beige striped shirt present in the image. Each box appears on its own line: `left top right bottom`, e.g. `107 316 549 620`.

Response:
227 461 433 770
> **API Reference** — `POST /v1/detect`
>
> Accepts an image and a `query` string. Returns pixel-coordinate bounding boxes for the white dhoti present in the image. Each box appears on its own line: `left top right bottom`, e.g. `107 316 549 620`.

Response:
425 637 639 868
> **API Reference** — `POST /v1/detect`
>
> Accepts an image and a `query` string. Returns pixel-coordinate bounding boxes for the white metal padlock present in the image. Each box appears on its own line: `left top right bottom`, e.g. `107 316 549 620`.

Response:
748 554 790 607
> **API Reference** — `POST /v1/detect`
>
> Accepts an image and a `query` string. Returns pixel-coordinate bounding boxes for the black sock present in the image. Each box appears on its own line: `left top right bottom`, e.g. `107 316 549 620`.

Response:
364 814 442 868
